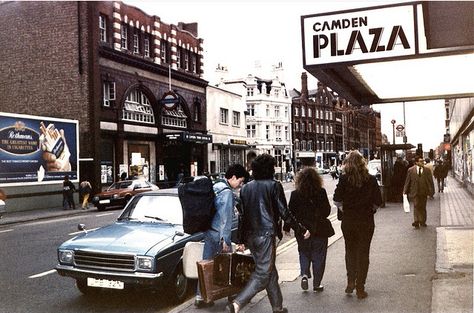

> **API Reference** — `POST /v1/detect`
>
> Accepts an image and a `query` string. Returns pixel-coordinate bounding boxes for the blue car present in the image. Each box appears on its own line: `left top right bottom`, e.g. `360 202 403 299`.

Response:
56 189 238 302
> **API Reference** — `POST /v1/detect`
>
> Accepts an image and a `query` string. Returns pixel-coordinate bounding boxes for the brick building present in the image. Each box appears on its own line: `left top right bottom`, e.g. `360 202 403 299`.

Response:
291 73 381 169
0 1 209 210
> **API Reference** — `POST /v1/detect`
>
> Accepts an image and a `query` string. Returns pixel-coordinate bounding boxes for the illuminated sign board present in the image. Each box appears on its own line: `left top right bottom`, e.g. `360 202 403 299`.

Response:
0 112 79 185
302 5 416 65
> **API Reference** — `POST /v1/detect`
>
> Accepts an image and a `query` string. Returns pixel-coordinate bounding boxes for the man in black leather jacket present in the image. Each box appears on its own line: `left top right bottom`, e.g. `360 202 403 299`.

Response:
227 154 309 313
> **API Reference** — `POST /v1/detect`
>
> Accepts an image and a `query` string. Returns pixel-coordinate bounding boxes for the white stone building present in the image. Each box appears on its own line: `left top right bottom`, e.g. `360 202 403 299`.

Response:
216 64 293 178
206 85 248 175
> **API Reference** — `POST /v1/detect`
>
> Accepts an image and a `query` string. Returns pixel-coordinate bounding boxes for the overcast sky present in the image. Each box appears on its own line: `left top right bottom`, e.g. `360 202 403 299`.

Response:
124 0 446 150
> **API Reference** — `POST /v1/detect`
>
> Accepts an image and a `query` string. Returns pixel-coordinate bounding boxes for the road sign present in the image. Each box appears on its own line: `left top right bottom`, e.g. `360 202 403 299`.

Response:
396 124 405 131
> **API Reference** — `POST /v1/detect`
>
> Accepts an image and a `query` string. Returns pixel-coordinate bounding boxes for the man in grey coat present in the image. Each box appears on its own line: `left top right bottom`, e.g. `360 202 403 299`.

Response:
403 156 435 228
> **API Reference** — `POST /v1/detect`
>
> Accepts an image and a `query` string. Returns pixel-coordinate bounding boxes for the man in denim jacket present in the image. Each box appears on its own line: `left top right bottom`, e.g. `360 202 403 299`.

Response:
195 164 249 308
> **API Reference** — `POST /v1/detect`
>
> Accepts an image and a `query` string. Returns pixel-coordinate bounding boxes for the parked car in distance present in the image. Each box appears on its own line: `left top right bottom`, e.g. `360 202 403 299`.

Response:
315 167 330 175
91 179 159 211
56 189 238 303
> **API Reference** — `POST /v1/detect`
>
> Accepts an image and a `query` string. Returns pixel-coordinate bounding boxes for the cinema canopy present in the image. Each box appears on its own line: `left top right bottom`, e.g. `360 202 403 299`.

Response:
301 1 474 105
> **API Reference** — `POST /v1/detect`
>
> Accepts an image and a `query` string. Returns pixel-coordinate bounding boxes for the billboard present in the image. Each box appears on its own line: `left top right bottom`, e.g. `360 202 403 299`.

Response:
0 112 79 185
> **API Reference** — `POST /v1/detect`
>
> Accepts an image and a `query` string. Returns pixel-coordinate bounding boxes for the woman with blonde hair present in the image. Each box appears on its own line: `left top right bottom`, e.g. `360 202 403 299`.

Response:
333 151 382 299
284 167 334 292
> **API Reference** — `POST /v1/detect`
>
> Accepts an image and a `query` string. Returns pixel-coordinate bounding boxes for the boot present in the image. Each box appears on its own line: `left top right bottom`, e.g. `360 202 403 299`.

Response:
356 286 368 299
345 280 355 294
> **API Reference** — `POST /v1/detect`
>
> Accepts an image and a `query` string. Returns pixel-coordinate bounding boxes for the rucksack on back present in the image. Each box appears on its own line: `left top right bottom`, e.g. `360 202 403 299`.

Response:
178 177 216 234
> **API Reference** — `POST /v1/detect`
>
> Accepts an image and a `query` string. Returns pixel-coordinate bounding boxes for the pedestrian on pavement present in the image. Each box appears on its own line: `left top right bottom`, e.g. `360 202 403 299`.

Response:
333 150 382 299
194 164 249 309
79 180 92 210
403 155 435 228
433 160 448 193
284 167 334 293
62 175 76 210
228 154 309 313
391 157 408 202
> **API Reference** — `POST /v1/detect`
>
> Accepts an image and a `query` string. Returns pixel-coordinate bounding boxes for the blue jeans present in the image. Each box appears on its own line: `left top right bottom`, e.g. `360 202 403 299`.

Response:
196 229 228 299
297 236 328 287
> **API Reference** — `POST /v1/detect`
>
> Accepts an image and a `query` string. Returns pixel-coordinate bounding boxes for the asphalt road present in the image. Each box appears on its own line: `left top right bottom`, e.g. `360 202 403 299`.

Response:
0 174 337 313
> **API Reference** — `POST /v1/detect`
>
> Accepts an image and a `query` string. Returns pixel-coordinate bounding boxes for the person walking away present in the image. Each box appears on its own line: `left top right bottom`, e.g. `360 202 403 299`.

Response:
333 150 382 299
62 175 76 210
403 155 435 228
79 180 92 209
391 157 408 202
194 164 249 308
284 167 334 292
433 160 448 193
227 154 310 313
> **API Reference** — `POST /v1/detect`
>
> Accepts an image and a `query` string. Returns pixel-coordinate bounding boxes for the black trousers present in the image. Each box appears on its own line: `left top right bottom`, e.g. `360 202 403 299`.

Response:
235 233 282 311
341 221 375 288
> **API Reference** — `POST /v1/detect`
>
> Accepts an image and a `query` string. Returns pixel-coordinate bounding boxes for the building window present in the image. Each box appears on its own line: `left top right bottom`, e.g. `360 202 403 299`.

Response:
184 51 189 71
176 48 182 68
274 89 279 97
233 111 240 126
266 125 270 139
294 107 299 116
285 126 289 140
266 105 270 117
220 108 228 124
194 101 201 122
247 124 256 138
275 106 280 118
295 122 299 132
102 81 115 107
301 140 306 151
99 15 107 43
295 139 300 151
308 140 313 151
247 104 255 116
191 54 197 73
285 106 288 118
133 33 139 54
275 125 282 141
247 87 254 96
301 106 306 117
161 40 170 64
121 24 127 49
122 89 155 124
308 108 312 117
144 37 150 57
308 122 312 132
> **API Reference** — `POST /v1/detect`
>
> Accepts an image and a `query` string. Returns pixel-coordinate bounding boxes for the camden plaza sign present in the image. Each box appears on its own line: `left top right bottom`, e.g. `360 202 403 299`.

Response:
302 5 416 65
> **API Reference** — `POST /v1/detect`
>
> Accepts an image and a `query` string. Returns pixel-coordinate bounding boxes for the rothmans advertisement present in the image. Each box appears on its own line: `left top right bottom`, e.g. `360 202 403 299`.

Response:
0 112 79 185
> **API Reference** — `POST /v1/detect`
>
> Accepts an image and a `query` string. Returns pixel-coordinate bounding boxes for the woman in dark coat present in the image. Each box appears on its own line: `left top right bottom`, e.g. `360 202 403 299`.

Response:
284 167 334 292
333 151 382 299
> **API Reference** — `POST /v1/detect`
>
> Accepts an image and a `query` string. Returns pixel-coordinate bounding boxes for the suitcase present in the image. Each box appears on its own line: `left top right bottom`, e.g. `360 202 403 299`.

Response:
213 253 255 287
197 259 241 303
183 241 204 279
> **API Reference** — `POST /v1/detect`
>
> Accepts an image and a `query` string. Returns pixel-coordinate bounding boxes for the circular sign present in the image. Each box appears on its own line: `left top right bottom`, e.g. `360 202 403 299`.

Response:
160 91 179 110
396 124 404 131
391 119 396 124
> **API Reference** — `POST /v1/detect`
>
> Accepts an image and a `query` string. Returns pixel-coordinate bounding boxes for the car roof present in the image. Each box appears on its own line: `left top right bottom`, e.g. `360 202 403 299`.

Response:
139 188 178 196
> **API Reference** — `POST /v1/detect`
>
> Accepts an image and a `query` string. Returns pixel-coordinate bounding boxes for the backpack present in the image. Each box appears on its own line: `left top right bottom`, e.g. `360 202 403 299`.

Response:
178 177 229 234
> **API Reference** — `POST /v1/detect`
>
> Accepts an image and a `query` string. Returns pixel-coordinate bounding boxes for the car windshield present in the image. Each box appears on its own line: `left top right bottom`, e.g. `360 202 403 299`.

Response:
120 194 182 225
108 181 133 190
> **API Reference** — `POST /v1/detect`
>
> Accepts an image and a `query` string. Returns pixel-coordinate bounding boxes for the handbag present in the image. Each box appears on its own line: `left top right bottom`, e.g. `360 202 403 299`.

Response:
402 194 410 213
316 218 335 237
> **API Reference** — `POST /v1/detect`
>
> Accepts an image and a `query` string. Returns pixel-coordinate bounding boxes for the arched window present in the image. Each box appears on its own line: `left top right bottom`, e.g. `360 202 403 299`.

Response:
122 89 155 124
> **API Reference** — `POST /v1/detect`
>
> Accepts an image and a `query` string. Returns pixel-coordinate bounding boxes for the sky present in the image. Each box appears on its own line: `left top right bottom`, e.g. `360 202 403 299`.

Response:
124 0 446 150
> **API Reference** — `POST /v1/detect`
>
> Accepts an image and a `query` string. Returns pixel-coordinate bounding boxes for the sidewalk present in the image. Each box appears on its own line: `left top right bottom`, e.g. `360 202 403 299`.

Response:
171 179 473 313
0 179 472 313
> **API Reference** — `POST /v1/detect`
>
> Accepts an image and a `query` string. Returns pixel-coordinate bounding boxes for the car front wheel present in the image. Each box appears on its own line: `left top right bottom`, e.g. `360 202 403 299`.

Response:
170 264 189 303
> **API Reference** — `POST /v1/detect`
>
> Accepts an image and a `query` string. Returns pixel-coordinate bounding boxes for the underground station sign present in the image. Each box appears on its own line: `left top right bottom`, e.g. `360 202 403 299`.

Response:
302 4 416 65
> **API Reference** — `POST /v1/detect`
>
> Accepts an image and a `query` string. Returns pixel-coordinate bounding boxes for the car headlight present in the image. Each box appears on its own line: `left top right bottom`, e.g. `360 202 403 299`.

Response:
113 194 119 199
136 256 154 271
92 196 99 202
58 249 74 264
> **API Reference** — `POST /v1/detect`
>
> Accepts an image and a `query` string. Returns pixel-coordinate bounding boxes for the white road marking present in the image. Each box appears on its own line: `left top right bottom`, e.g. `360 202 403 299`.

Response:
29 269 56 279
0 229 14 234
96 212 115 217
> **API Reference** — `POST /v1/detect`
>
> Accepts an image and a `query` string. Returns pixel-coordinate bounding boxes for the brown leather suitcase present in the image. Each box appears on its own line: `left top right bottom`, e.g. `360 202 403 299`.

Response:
213 253 255 287
197 259 241 303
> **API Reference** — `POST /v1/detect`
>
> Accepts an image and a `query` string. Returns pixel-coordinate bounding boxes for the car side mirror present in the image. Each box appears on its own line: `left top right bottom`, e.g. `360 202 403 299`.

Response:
78 223 88 234
172 231 185 241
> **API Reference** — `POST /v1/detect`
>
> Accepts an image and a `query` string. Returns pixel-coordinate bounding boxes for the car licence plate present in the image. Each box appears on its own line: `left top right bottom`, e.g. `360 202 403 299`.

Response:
87 278 124 289
99 199 110 204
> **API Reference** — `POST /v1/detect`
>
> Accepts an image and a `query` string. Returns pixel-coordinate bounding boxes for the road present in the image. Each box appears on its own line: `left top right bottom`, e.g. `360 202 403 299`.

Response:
0 174 337 313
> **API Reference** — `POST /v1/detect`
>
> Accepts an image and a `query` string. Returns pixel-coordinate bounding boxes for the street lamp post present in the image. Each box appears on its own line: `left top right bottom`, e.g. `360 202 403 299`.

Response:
391 119 396 144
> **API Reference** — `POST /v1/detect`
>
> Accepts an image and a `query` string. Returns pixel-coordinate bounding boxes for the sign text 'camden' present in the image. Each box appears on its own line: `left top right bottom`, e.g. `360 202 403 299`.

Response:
313 23 410 58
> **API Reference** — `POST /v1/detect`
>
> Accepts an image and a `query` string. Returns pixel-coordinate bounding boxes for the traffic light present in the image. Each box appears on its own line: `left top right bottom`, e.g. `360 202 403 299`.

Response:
416 143 423 157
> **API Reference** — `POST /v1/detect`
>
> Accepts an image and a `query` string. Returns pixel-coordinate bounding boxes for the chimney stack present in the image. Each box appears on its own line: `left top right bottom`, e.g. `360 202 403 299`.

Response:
301 72 308 99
